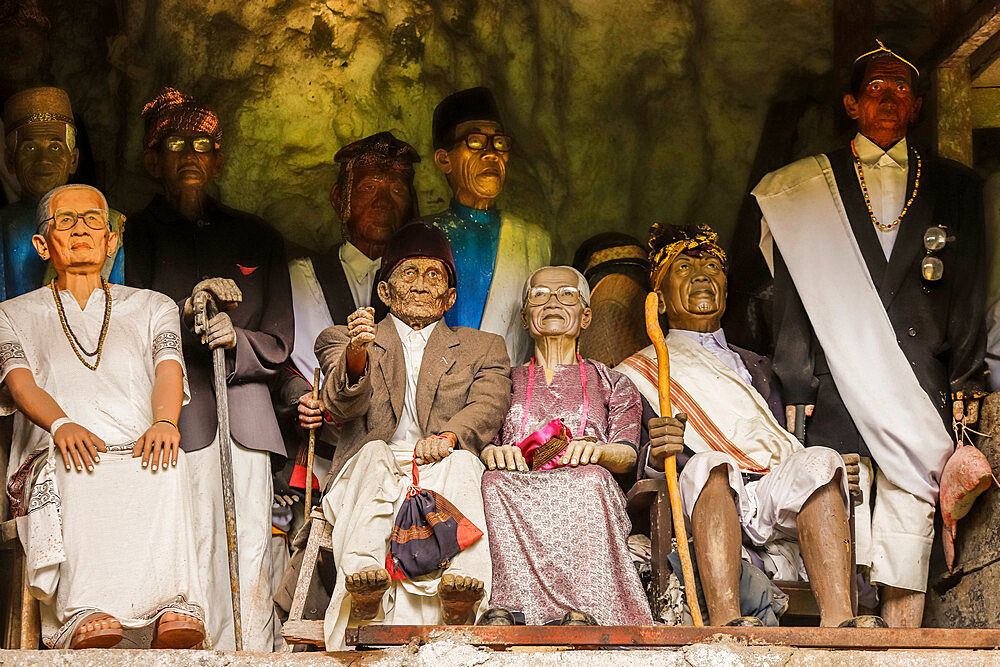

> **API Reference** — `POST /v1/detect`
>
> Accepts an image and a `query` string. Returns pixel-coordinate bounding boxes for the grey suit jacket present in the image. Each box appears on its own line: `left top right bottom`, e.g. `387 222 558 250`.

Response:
315 317 512 484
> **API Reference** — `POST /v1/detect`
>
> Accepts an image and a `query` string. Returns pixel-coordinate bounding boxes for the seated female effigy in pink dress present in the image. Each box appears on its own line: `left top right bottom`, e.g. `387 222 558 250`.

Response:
479 266 652 626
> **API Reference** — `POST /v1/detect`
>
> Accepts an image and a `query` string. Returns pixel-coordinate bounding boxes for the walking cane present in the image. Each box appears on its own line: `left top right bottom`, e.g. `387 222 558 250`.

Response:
644 292 705 627
304 367 321 521
199 295 243 650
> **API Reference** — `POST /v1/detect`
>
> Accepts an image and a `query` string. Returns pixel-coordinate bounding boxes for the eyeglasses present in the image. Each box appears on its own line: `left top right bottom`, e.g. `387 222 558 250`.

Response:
526 285 583 307
456 133 512 153
161 135 216 153
921 226 950 281
42 208 109 232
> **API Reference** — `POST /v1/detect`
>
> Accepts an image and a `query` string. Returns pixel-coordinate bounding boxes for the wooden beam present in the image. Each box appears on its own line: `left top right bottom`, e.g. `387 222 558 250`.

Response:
282 619 324 646
935 64 975 165
928 1 1000 68
346 625 1000 650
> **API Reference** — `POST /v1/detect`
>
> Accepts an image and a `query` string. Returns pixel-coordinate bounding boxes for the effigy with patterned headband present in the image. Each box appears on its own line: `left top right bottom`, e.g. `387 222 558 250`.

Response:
648 222 727 288
141 86 222 150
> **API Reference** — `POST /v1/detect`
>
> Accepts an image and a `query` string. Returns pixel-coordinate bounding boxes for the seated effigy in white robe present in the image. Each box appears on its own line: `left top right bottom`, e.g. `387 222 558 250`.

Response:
1 284 207 649
616 332 849 581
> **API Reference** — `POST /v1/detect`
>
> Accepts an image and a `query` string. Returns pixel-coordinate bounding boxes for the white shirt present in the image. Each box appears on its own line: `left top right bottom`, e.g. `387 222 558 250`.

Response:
0 285 189 478
339 242 381 310
852 133 908 260
669 328 753 386
388 314 439 448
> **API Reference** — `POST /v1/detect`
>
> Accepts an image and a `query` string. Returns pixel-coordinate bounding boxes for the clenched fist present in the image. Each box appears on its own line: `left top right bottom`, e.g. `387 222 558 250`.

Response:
414 433 456 465
347 307 376 350
186 277 242 331
648 413 687 466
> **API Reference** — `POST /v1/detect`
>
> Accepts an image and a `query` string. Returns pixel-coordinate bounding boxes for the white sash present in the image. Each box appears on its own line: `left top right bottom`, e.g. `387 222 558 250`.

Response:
288 257 333 380
616 337 801 472
753 155 951 504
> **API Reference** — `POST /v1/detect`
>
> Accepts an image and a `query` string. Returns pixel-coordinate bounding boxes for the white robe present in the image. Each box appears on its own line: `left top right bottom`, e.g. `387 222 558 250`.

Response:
0 284 205 648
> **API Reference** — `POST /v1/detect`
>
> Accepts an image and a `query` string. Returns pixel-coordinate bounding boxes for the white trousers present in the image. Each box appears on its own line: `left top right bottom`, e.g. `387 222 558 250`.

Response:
322 441 492 650
187 433 274 651
679 447 848 581
853 457 935 593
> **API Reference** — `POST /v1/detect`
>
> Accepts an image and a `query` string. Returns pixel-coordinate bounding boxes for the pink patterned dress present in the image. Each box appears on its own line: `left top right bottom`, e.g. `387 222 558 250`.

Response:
481 358 652 625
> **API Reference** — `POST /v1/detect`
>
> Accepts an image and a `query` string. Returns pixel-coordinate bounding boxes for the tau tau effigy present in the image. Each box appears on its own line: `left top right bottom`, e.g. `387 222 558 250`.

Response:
480 265 652 627
753 39 986 628
315 223 510 649
1 87 124 300
2 184 205 649
125 86 294 650
415 86 551 365
617 224 881 628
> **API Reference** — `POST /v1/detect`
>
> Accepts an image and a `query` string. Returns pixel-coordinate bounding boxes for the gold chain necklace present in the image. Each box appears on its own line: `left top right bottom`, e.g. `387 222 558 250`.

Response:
851 139 921 232
51 278 112 371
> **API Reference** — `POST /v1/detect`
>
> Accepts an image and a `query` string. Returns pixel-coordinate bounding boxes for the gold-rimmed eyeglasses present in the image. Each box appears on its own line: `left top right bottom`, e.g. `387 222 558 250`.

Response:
41 208 109 232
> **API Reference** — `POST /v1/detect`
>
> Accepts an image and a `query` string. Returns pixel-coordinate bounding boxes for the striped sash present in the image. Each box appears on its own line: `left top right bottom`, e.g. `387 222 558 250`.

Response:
622 353 769 474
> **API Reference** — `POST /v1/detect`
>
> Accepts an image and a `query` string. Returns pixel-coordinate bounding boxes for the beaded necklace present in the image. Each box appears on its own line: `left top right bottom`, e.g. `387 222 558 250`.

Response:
51 278 112 371
851 139 921 232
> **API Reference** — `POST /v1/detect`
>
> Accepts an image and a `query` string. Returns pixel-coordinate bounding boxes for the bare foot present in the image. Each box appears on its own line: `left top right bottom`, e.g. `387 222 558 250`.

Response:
345 566 390 620
437 573 485 625
69 613 122 649
151 610 205 649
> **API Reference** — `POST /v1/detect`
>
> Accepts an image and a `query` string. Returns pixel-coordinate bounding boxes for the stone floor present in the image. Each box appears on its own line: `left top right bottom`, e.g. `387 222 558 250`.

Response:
2 639 999 666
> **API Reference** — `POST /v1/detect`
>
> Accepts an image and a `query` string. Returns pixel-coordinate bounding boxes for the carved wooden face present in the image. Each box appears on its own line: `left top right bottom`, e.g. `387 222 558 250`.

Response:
434 120 508 206
9 122 79 201
377 257 456 328
844 57 922 147
32 186 116 275
656 252 727 332
143 131 222 200
521 266 593 342
339 163 413 252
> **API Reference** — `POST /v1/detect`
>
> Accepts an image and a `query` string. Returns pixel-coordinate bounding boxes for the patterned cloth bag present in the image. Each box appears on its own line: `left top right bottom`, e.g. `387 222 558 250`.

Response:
385 459 483 580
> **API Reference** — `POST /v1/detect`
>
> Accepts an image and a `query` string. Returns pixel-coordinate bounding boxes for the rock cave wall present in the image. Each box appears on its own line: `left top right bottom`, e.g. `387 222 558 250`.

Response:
37 0 929 260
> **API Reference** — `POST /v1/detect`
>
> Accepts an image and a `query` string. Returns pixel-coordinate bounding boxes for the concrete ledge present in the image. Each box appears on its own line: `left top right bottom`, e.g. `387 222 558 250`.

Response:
4 639 1000 667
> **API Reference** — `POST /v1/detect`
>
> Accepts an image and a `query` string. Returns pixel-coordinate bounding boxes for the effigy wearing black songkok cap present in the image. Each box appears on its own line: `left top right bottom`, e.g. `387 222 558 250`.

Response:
432 87 504 150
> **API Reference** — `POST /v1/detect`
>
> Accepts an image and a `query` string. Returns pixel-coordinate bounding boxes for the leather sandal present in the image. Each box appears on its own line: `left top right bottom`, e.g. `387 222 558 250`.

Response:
151 611 205 649
725 616 764 627
559 610 598 626
69 612 123 649
477 607 516 625
838 615 888 628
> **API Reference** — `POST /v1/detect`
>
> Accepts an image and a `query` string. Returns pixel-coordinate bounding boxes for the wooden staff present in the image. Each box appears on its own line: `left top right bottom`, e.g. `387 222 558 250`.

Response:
202 295 243 650
644 292 704 627
304 367 321 519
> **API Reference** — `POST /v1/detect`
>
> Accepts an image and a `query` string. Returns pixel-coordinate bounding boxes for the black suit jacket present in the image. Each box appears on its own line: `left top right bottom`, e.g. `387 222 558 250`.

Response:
125 195 294 455
638 344 786 479
771 144 987 457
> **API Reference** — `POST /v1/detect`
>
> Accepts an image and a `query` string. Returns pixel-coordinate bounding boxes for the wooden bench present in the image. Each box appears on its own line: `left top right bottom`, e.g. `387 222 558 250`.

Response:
280 508 331 648
1 518 40 649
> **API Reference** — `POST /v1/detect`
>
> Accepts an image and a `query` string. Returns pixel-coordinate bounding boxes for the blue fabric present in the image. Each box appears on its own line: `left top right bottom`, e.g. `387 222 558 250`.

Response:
419 201 501 329
0 200 46 301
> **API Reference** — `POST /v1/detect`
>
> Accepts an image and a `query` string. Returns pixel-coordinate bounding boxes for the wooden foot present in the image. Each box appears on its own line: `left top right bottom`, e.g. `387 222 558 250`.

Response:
345 567 390 620
438 573 484 625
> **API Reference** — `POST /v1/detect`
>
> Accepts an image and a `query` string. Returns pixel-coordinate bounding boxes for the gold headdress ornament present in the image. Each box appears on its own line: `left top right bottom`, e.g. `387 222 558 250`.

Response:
648 223 727 289
854 38 920 76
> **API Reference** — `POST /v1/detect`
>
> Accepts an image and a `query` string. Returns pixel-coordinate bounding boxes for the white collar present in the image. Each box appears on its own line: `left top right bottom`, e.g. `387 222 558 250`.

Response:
339 242 381 279
669 327 730 350
853 132 908 169
390 313 438 344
